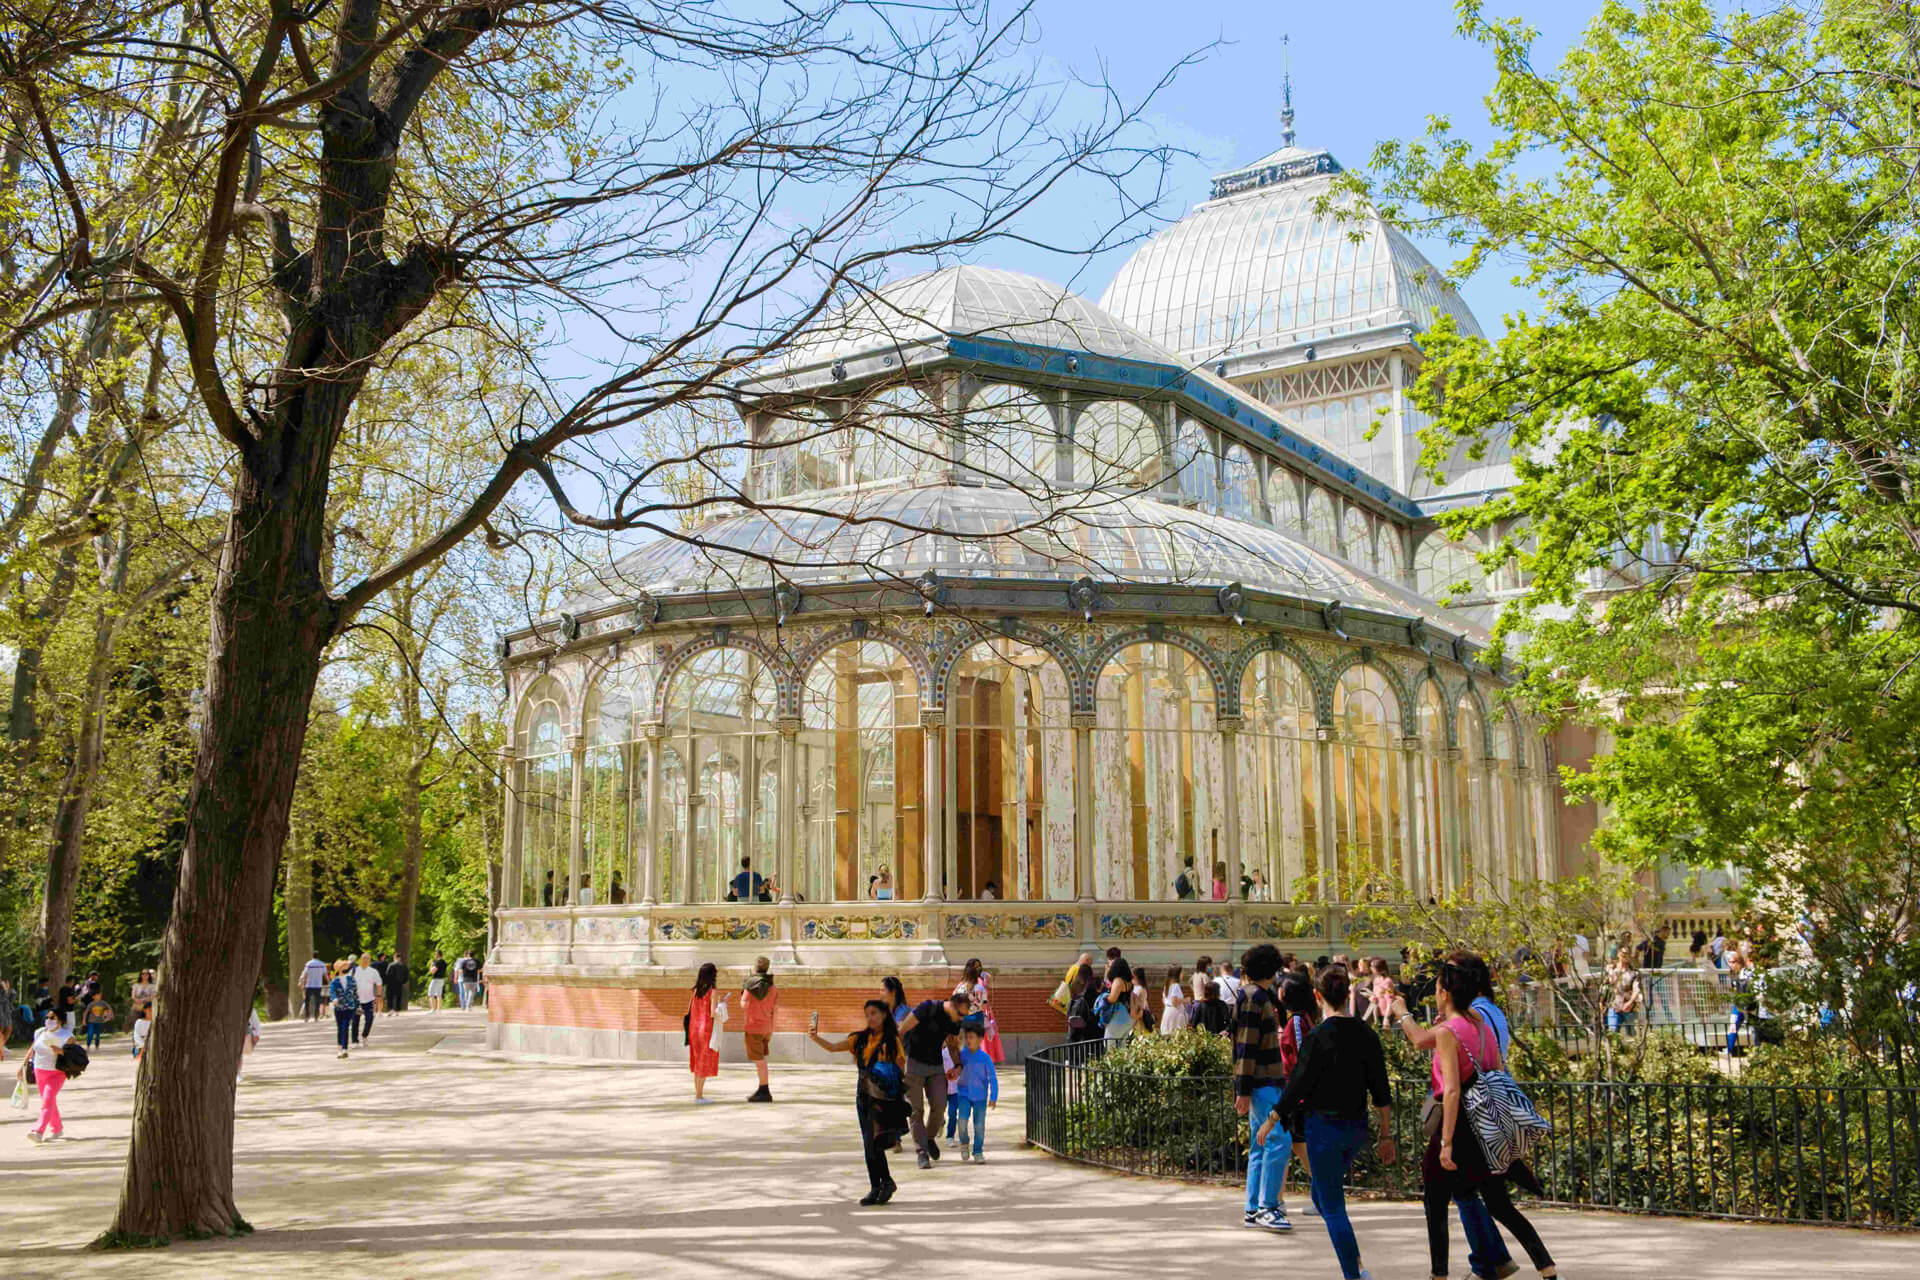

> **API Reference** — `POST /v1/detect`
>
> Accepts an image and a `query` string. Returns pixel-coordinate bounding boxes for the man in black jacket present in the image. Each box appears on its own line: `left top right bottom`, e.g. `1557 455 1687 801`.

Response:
386 954 411 1014
1270 965 1394 1280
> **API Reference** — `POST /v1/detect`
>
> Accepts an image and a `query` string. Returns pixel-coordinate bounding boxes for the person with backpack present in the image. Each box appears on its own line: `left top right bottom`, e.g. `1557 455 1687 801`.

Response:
327 960 361 1059
24 1007 75 1142
1270 972 1320 1229
456 951 480 1011
808 999 907 1205
1066 963 1102 1044
1174 856 1198 901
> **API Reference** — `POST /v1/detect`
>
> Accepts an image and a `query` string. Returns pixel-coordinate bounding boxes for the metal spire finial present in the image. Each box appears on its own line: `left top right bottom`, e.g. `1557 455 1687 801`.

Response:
1280 34 1296 149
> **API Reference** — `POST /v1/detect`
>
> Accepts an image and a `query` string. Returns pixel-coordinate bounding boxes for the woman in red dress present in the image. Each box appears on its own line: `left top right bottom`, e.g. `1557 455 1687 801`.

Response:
687 962 722 1102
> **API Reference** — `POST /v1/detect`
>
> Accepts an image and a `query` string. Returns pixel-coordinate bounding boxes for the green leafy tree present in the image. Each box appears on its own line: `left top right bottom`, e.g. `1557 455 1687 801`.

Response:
1349 0 1920 1078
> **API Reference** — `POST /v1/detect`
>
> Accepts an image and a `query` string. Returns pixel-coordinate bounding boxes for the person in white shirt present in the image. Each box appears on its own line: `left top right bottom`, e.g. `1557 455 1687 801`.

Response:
1216 963 1244 1009
577 873 595 907
131 1007 152 1062
299 952 329 1021
25 1008 74 1142
237 1007 262 1084
352 954 383 1043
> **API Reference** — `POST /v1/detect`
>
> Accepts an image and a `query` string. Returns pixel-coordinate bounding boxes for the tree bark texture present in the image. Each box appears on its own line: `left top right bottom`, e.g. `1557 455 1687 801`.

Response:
107 455 333 1243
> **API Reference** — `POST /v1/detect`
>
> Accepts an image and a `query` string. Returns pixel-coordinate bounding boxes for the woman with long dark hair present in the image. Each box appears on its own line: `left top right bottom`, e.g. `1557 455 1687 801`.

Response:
1272 971 1320 1226
687 962 724 1103
881 975 910 1026
809 998 907 1205
1391 959 1558 1280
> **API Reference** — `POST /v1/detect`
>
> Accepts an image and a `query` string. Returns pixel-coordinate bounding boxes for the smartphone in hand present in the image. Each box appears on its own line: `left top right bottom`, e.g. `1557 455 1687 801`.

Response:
808 1011 820 1033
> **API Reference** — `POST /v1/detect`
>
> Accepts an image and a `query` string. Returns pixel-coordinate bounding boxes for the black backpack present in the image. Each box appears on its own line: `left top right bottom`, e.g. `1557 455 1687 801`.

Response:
57 1042 90 1079
1173 871 1193 899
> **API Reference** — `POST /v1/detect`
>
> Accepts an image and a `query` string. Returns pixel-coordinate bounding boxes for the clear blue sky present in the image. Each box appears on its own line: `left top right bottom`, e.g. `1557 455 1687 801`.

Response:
996 0 1602 335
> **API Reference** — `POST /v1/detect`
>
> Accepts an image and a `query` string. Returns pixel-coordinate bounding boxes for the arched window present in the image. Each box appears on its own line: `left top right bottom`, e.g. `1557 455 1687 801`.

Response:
1268 470 1305 536
1221 444 1258 521
1416 534 1483 600
1412 681 1448 899
581 660 654 907
1342 506 1373 570
664 648 778 902
1092 643 1219 900
1455 693 1489 896
800 640 923 902
1172 417 1216 505
1239 651 1317 902
514 678 571 909
949 639 1075 901
963 382 1055 490
1076 400 1158 489
1331 666 1404 897
1377 529 1406 584
1304 488 1339 556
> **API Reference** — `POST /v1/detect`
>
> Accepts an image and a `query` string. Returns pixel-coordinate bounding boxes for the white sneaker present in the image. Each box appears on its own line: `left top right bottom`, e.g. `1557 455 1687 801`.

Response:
959 1149 972 1163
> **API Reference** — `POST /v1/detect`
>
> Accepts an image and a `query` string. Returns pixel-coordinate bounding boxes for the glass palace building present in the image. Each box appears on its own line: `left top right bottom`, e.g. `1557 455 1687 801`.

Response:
485 135 1580 1061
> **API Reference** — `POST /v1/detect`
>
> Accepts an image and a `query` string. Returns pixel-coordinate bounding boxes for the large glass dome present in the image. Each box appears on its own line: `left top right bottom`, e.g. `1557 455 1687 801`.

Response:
1100 146 1483 363
564 480 1485 639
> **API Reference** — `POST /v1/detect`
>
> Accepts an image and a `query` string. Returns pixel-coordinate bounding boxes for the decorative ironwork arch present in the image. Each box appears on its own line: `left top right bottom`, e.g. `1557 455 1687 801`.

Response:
1079 626 1226 716
1406 664 1456 748
787 622 935 718
1321 651 1414 732
1449 679 1497 758
930 620 1084 711
649 630 796 724
1223 632 1324 725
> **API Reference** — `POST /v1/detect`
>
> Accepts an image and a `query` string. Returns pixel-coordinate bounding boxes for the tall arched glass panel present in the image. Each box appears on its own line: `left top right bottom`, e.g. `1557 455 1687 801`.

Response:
582 660 653 906
514 677 571 909
800 641 923 901
949 639 1075 901
664 648 778 902
1331 666 1403 895
1239 652 1317 901
1092 644 1219 900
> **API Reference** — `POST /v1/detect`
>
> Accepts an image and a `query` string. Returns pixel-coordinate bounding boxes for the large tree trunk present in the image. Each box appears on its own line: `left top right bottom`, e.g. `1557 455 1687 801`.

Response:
39 591 120 983
284 808 313 1013
107 447 335 1244
395 762 425 965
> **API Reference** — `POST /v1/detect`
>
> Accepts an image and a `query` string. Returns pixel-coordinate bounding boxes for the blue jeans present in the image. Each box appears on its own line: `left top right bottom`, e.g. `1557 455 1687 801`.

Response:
1457 1191 1512 1276
84 1023 103 1049
1245 1085 1284 1214
335 1006 356 1051
953 1096 989 1155
1728 1007 1746 1055
1607 1008 1634 1032
1304 1113 1370 1279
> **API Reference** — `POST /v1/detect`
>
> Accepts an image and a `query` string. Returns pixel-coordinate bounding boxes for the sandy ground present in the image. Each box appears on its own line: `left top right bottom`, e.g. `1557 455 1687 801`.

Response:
1 1009 1915 1279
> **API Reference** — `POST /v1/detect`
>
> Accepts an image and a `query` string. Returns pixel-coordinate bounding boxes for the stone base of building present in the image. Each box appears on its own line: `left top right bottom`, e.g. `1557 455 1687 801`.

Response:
485 1018 1060 1066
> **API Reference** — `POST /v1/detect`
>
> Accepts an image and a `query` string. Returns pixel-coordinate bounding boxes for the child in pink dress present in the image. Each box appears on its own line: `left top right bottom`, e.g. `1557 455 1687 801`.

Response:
1366 957 1397 1025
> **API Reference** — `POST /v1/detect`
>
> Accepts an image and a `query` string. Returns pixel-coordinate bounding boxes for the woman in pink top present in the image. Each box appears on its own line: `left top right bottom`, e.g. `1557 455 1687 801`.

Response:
1391 958 1557 1280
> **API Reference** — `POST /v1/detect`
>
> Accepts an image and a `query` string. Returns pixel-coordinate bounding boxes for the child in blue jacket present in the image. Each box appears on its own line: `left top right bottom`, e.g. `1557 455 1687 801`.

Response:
953 1023 999 1161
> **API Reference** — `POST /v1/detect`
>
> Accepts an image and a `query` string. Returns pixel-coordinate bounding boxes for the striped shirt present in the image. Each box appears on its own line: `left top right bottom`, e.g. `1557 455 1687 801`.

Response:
1231 983 1283 1098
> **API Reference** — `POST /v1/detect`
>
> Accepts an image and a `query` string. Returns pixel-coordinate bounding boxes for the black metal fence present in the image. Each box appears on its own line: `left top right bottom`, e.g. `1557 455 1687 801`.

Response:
1023 1042 1920 1227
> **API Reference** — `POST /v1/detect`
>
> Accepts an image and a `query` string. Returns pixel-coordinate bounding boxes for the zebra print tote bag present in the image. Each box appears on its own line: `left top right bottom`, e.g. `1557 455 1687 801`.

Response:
1460 1033 1552 1172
